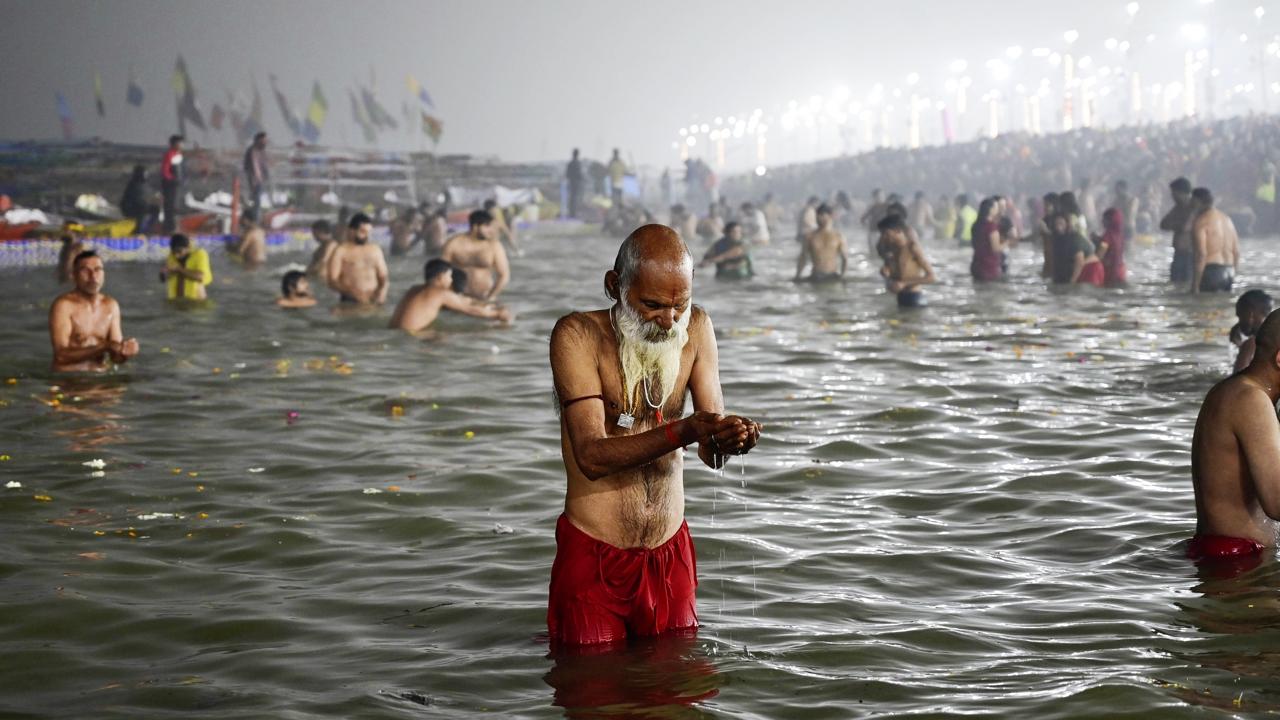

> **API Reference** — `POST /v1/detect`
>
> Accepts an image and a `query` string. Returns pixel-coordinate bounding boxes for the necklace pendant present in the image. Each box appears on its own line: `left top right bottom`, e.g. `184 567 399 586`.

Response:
617 412 635 429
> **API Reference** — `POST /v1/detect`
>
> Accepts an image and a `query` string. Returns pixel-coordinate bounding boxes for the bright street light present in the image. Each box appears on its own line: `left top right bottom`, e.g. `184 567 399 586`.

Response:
1064 29 1080 44
1125 2 1140 18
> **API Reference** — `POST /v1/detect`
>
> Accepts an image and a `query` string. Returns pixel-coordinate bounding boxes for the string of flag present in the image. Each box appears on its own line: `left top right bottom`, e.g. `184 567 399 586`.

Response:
53 56 440 149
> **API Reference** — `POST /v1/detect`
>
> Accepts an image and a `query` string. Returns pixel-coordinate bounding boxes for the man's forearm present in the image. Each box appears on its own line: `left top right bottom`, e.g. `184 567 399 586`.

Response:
574 419 700 481
55 342 111 365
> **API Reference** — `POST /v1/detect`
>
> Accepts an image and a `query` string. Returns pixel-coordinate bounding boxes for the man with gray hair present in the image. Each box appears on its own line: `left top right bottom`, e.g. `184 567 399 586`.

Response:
547 223 761 647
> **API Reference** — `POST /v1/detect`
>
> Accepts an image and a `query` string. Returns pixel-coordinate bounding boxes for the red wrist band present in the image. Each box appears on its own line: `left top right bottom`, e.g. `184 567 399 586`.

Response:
663 422 682 447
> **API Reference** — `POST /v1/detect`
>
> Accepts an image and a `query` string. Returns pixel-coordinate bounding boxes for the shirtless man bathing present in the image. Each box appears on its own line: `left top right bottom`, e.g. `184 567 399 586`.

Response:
1189 309 1280 561
876 215 936 308
388 259 512 334
49 251 140 372
326 212 389 306
794 204 848 283
1190 187 1240 295
441 210 510 301
548 224 761 646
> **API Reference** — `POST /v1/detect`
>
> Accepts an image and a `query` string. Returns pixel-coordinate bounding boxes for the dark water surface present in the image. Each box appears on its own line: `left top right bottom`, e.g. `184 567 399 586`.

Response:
2 227 1279 718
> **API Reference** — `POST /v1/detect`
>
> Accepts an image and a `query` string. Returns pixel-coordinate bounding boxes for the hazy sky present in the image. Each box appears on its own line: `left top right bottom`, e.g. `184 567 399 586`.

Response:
1 0 1267 166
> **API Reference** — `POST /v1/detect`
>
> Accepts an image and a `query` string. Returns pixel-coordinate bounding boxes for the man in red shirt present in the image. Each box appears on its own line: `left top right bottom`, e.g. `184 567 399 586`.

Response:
160 134 184 234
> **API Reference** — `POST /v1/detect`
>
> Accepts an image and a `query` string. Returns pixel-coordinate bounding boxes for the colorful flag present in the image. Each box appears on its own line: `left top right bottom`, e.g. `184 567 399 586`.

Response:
302 81 327 143
406 74 434 108
55 91 73 139
360 86 397 130
94 71 105 117
421 111 443 145
172 55 206 133
349 88 376 143
127 73 144 107
270 74 302 138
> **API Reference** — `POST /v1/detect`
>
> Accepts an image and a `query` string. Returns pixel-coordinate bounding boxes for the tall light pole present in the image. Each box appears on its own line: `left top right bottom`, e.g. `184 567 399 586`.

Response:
1258 5 1269 111
1063 29 1079 130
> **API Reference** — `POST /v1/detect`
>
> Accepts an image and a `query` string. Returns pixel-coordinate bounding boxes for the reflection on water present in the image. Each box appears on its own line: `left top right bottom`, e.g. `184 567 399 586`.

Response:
2 228 1280 717
46 378 131 452
545 635 720 718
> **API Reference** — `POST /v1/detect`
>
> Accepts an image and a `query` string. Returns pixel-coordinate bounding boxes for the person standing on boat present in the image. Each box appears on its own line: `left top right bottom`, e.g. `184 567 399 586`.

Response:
159 135 184 234
243 132 269 222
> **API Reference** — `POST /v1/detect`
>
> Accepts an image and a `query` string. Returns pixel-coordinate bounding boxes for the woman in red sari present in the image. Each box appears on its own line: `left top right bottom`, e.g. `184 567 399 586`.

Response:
1096 207 1127 286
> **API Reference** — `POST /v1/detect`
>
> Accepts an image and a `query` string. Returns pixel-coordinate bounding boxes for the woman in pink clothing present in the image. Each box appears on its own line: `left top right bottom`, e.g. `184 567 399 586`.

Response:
1096 207 1127 286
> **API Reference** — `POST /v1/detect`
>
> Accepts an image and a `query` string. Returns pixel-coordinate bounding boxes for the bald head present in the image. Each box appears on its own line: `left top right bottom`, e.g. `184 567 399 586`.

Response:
612 224 692 290
1252 309 1280 366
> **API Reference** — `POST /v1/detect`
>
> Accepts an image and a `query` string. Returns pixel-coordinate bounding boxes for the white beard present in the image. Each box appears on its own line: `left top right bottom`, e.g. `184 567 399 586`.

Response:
614 295 691 416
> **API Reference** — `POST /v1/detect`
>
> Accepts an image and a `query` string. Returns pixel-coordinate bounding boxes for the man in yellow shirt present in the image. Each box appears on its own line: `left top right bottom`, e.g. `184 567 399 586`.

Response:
163 233 212 300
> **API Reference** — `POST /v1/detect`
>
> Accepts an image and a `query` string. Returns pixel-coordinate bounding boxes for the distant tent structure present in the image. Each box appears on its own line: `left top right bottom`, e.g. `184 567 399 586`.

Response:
302 81 327 143
55 91 73 139
172 54 206 133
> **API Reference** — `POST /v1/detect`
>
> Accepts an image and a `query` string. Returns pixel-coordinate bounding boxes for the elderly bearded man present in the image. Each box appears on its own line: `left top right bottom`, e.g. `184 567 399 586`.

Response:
548 224 761 647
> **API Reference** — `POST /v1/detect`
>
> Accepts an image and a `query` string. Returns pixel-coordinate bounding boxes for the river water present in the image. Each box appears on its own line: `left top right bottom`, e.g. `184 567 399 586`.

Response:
1 225 1277 718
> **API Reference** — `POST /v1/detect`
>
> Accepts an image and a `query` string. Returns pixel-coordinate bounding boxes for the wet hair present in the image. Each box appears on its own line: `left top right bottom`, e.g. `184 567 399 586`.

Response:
72 250 99 268
482 199 497 210
886 201 908 219
348 212 372 229
723 221 741 235
1251 308 1280 361
976 197 999 222
1170 177 1193 194
816 203 833 216
468 209 493 228
1237 289 1274 317
170 233 191 252
254 131 267 143
1192 187 1214 206
130 164 146 181
169 134 184 147
424 258 453 284
1057 192 1082 216
877 214 906 232
281 270 306 297
450 268 467 293
311 219 332 235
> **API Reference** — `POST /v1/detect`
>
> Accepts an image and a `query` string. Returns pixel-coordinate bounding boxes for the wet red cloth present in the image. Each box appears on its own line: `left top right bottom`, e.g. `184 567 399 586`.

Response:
970 219 1003 281
1187 534 1266 559
1076 261 1105 287
548 513 698 646
1100 208 1127 285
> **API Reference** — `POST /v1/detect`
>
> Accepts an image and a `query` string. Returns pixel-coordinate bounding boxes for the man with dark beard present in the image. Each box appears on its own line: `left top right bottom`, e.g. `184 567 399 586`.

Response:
547 224 761 647
326 212 389 305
